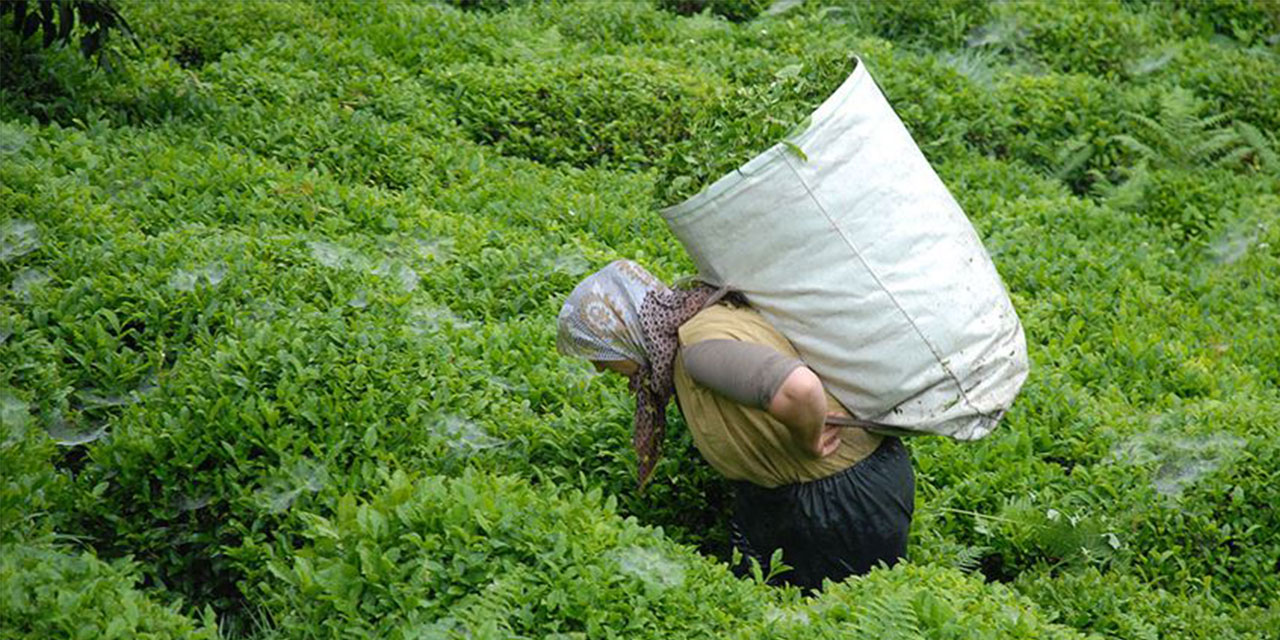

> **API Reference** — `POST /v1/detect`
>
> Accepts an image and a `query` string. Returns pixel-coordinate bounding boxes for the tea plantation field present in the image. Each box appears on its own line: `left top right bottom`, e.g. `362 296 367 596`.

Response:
3 0 1280 638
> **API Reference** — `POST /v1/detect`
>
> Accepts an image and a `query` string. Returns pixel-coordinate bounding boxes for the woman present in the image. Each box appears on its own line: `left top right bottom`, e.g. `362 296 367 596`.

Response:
556 260 914 591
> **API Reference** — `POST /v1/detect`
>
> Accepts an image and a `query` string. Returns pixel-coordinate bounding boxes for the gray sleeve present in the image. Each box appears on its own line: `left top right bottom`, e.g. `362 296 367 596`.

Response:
681 339 805 409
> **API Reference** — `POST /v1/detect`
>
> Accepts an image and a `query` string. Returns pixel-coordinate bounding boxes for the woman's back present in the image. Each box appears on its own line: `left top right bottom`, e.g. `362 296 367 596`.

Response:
673 303 882 488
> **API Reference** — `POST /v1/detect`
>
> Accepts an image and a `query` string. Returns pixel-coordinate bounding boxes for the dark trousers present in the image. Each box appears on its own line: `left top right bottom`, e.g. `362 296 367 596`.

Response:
729 437 915 591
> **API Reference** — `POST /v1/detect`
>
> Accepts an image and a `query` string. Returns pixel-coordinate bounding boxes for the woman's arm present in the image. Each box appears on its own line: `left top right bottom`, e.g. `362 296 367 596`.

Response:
682 340 840 458
767 366 842 458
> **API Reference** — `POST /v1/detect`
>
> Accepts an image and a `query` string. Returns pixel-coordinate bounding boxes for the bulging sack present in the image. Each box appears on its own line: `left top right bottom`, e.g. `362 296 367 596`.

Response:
661 59 1028 440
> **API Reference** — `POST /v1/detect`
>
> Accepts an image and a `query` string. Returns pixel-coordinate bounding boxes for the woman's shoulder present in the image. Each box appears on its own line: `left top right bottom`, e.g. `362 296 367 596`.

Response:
679 301 783 346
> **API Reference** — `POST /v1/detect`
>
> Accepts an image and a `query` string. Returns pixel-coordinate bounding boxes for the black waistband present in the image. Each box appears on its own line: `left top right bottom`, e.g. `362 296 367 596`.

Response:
732 436 905 499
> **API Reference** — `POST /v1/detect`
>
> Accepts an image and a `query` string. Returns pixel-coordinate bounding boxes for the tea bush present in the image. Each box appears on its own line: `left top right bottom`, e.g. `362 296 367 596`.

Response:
1166 0 1280 45
255 469 1083 640
987 71 1148 187
542 0 691 49
1155 37 1280 136
0 539 219 639
838 0 994 50
0 386 67 543
657 0 773 23
440 55 723 170
318 1 553 70
4 0 1280 638
121 0 336 69
992 0 1157 78
1015 566 1276 639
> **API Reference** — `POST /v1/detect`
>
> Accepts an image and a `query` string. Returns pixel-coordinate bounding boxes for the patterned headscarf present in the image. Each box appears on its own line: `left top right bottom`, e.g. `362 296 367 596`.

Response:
557 260 724 489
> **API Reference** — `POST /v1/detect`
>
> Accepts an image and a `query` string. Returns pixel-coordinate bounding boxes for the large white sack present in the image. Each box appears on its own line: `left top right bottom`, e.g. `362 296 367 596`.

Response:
661 59 1028 440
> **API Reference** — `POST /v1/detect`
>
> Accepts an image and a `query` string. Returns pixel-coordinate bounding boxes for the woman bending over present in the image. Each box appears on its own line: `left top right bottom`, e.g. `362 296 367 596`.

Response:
556 260 914 591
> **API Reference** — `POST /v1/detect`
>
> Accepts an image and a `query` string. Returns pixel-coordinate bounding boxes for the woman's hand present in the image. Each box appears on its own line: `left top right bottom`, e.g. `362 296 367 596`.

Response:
815 412 846 457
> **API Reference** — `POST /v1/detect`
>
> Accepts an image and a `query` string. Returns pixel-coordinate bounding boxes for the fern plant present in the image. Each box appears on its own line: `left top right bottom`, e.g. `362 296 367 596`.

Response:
957 498 1119 573
1090 158 1153 211
950 543 991 573
1089 88 1267 239
854 592 922 640
1234 120 1280 175
1111 88 1244 171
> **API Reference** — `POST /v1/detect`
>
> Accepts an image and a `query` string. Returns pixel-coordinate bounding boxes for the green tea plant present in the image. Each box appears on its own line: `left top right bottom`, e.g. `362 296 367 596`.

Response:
0 539 219 639
1154 37 1280 135
839 0 994 50
1015 566 1276 640
254 469 1085 640
1167 0 1280 46
2 0 1279 638
658 0 772 23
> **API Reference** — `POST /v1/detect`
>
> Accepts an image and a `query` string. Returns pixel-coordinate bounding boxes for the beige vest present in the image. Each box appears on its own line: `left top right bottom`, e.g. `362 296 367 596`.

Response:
673 304 882 488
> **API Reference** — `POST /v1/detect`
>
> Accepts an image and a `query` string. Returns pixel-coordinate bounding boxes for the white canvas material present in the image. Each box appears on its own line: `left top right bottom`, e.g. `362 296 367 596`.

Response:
660 59 1029 440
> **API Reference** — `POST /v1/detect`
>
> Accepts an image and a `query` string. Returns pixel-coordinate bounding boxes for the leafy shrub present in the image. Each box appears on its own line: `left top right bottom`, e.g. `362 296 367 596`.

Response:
439 54 724 171
1166 0 1280 45
986 0 1156 77
254 470 756 639
1088 86 1272 238
1016 566 1273 639
120 0 332 68
63 305 474 611
811 564 1086 640
989 71 1150 187
657 0 772 23
937 154 1069 217
1111 87 1247 172
445 0 525 13
1154 37 1280 136
0 540 219 639
0 23 112 122
195 35 458 190
1097 165 1259 239
541 0 682 49
0 386 67 543
839 0 994 50
1113 401 1280 606
1 130 700 616
0 29 221 126
254 470 1084 640
4 1 1280 638
319 0 553 69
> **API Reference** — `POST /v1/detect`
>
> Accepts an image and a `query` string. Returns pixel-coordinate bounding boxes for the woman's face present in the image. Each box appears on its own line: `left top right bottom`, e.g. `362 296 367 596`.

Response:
592 359 639 377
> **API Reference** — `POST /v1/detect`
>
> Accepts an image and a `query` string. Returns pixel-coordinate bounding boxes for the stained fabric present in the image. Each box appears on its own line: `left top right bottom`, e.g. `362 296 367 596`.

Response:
556 260 724 488
659 59 1028 441
729 437 915 592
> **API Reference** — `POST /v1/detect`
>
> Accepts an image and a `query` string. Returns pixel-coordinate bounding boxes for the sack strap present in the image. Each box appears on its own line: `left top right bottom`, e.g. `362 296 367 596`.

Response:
826 414 920 438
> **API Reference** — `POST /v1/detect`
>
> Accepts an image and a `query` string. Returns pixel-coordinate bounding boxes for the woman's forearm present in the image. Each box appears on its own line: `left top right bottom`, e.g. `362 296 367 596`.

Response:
767 367 837 458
